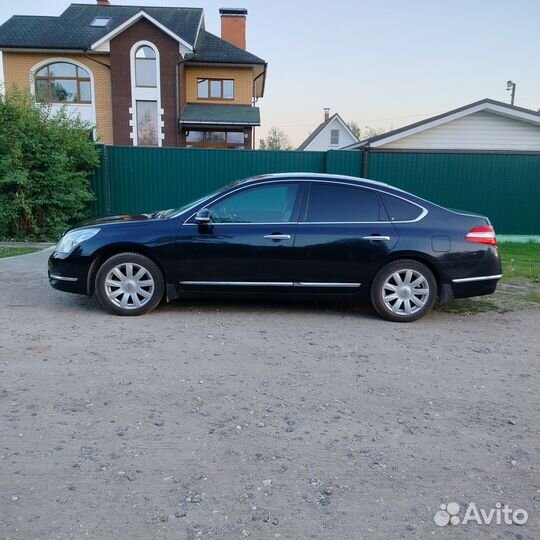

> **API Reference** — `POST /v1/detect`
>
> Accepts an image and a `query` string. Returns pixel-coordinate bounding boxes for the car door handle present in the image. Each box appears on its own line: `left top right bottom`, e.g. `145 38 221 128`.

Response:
362 235 391 241
263 234 291 240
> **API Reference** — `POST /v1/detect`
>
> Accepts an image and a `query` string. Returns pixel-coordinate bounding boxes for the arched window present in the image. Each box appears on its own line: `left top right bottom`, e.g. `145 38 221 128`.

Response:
34 62 91 104
135 46 157 87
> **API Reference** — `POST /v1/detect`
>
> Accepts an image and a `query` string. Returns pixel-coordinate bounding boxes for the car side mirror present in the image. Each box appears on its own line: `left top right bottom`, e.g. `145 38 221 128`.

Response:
194 208 211 224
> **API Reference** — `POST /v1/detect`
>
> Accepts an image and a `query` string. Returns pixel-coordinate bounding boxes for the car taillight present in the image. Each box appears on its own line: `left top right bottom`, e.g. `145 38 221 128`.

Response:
465 225 497 245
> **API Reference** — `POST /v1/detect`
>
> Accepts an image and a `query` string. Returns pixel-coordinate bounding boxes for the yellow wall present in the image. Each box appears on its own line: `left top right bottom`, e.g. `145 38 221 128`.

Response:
185 66 254 105
1 52 113 144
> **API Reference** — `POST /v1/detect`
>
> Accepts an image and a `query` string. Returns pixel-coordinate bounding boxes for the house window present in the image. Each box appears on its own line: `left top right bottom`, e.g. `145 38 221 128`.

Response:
135 46 157 87
90 17 111 27
130 41 161 146
34 62 91 104
184 129 247 149
330 129 340 145
197 79 234 100
136 101 159 146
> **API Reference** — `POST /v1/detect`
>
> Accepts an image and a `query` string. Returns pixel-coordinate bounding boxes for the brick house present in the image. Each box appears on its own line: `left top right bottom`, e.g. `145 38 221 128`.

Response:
0 1 267 149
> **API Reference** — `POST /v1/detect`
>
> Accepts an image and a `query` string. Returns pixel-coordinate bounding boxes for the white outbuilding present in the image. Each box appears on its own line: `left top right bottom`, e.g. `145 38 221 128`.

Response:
344 99 540 152
298 109 359 151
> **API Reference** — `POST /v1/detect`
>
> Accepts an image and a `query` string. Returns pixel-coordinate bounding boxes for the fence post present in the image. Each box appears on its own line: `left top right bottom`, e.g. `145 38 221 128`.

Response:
103 145 112 215
361 147 369 178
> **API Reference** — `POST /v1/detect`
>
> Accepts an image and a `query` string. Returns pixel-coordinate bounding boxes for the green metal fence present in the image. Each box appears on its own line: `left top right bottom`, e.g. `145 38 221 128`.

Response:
91 145 540 234
367 152 540 235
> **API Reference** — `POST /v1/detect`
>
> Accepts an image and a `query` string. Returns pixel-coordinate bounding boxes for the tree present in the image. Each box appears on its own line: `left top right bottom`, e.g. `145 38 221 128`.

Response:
347 121 386 141
361 125 386 139
347 121 362 139
259 127 293 150
0 87 100 240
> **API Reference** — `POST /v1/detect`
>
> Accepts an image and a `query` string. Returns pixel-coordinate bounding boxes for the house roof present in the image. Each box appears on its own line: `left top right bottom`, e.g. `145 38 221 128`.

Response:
180 103 261 126
297 113 359 151
0 3 266 65
344 98 540 149
0 4 202 50
185 30 265 65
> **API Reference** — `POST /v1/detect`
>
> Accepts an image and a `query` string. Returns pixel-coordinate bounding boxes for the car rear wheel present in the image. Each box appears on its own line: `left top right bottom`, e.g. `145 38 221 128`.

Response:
370 259 437 322
95 252 164 316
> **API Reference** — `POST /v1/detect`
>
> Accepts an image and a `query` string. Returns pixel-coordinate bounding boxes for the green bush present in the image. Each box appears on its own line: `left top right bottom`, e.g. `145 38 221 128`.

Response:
0 87 100 241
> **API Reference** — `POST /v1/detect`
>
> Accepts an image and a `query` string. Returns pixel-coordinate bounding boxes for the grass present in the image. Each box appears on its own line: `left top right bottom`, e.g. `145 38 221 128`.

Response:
437 241 540 315
499 241 540 282
0 247 40 259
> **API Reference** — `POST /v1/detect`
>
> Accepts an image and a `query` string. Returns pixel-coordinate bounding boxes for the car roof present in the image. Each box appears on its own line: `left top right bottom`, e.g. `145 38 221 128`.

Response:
239 172 391 189
232 172 435 208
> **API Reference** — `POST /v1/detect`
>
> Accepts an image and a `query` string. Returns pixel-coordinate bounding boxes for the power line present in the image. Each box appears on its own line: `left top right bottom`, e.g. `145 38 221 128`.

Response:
267 110 451 128
262 99 540 129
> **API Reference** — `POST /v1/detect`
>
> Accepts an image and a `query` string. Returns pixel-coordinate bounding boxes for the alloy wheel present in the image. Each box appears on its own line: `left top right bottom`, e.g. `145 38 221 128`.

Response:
381 269 430 316
104 262 155 310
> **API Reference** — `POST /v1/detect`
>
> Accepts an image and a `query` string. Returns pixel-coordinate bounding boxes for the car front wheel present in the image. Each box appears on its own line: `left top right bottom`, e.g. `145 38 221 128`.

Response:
95 252 164 316
370 260 437 322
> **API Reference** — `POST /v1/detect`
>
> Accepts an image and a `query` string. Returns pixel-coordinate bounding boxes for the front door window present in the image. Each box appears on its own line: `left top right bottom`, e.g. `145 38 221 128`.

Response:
207 184 300 223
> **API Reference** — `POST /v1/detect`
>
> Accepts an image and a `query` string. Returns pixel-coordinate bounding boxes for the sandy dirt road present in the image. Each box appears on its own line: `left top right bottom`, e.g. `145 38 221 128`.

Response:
1 249 539 539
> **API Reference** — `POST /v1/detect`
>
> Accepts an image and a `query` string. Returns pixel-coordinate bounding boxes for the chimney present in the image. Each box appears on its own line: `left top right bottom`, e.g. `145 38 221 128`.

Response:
220 8 247 49
324 107 330 122
97 0 110 5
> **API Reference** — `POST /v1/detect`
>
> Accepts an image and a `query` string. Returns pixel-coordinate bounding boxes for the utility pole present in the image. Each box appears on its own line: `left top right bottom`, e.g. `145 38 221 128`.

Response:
506 80 516 105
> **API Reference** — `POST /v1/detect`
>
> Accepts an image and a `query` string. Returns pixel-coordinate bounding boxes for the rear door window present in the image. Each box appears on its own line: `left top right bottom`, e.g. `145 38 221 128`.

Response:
380 193 423 221
304 183 387 222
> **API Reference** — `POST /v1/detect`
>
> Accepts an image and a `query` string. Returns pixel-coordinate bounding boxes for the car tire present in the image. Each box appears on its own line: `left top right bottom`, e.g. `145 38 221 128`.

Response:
95 252 164 316
370 259 437 322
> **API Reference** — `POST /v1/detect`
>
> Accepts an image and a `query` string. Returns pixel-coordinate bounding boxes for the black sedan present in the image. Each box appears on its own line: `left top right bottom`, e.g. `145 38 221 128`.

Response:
48 173 502 322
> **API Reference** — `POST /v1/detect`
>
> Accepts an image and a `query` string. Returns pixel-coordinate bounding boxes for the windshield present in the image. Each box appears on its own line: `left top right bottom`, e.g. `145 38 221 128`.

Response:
161 180 244 218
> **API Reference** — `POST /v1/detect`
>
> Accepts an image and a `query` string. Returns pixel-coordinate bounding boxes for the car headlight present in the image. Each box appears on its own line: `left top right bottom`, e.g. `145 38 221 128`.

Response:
56 228 100 254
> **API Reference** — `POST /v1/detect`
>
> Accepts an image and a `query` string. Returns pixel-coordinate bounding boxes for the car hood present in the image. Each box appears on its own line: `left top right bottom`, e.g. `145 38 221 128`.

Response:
74 214 153 228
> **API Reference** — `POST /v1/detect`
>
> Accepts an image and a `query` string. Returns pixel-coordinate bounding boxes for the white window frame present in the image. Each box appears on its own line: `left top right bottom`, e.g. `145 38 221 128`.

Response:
129 41 164 147
29 57 97 139
330 129 340 146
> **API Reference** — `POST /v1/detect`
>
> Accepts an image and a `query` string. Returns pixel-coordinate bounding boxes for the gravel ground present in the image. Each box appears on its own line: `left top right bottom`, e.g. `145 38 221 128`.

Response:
1 249 539 540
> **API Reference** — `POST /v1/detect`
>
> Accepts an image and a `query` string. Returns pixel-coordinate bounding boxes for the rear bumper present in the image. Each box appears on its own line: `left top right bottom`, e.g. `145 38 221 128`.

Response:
437 245 503 300
450 274 501 299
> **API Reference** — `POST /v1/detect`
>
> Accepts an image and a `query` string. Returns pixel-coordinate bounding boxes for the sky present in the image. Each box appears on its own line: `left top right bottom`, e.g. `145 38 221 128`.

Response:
1 0 539 147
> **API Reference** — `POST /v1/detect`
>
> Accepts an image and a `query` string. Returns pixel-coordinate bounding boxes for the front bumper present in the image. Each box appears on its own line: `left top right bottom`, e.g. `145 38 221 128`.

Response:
48 251 91 295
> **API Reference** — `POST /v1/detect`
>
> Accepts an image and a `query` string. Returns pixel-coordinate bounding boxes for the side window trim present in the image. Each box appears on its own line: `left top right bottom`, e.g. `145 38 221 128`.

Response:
182 179 428 225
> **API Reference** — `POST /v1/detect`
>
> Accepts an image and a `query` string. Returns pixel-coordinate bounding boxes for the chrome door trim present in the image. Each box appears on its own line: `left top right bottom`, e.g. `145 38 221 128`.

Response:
295 282 361 288
180 281 294 286
179 281 361 288
452 274 503 283
183 222 297 226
